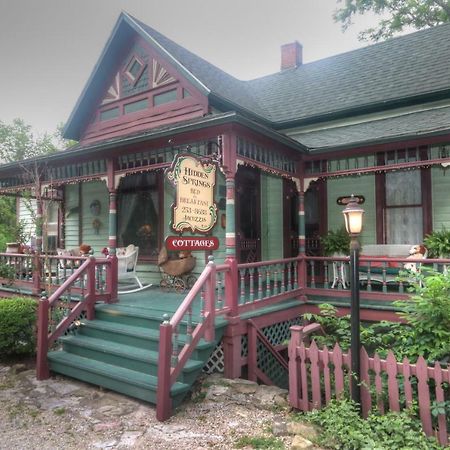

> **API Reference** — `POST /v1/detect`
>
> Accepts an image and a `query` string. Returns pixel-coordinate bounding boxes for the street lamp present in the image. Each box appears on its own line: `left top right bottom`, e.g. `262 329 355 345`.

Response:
342 194 365 409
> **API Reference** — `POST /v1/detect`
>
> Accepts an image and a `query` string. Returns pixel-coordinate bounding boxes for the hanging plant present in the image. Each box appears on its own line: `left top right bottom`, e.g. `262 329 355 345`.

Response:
321 227 350 256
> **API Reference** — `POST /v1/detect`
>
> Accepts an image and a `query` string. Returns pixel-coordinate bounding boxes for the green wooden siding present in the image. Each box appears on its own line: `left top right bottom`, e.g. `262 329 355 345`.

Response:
261 173 283 260
18 198 36 241
80 182 109 251
432 166 450 230
64 184 80 249
327 175 376 246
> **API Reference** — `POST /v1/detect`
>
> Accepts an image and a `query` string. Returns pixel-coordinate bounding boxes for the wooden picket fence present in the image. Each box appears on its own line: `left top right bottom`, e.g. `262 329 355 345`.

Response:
288 325 450 446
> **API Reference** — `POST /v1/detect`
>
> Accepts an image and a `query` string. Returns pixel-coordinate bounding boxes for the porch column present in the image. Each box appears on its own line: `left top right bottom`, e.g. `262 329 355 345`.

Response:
106 158 118 302
296 162 307 292
221 132 241 379
33 195 43 295
108 190 117 256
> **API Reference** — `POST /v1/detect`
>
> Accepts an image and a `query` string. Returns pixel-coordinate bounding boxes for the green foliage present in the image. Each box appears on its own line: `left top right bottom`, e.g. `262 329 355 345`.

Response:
0 196 18 251
304 398 442 449
321 227 350 256
303 298 450 363
394 269 450 362
235 435 284 449
333 0 450 42
424 228 450 258
0 263 16 286
0 118 58 163
0 298 37 358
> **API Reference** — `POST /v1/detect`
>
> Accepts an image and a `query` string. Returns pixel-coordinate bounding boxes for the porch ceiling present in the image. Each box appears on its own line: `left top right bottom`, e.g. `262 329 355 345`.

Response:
293 105 450 152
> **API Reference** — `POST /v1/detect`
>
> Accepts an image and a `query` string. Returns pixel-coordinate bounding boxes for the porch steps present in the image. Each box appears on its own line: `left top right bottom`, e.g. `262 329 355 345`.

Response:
48 302 226 409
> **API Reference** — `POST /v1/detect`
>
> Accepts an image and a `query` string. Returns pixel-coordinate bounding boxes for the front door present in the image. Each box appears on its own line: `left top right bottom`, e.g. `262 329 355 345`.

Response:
236 166 261 263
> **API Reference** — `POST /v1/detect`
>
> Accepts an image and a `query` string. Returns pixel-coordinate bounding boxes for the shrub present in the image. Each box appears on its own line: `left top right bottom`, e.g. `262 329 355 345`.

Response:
394 269 450 362
0 297 38 358
303 399 442 449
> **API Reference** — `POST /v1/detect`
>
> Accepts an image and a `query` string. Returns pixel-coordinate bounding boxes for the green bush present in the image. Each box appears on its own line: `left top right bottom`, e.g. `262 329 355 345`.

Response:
0 297 38 358
303 399 442 449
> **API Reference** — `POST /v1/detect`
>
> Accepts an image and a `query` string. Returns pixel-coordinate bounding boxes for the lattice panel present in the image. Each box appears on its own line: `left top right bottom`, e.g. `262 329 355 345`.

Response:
261 317 302 346
241 334 248 357
203 342 224 374
256 340 289 389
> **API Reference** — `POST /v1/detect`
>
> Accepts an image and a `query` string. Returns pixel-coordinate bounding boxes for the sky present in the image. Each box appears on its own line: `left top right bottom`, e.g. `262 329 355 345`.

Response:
0 0 380 137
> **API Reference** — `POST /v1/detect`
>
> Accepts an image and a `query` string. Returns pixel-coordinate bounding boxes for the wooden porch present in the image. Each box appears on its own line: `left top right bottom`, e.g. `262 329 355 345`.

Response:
2 250 449 419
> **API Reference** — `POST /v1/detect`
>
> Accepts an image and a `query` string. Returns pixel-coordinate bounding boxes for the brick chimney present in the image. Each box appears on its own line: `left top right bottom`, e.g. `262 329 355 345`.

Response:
281 41 302 70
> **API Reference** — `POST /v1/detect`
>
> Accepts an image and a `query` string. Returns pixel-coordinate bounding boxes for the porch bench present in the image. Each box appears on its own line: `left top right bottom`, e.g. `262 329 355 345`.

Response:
359 244 413 284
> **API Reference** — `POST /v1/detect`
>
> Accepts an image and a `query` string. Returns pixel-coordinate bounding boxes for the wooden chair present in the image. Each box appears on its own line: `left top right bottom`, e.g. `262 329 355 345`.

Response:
117 245 151 294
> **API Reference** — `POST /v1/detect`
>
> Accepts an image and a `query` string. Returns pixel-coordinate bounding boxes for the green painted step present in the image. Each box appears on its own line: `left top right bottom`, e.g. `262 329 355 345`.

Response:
58 335 203 384
47 351 190 406
94 303 200 331
78 319 219 361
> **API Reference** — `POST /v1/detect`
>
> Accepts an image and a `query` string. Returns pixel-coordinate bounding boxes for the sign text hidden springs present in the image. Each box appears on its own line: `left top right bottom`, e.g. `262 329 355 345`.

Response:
167 154 218 233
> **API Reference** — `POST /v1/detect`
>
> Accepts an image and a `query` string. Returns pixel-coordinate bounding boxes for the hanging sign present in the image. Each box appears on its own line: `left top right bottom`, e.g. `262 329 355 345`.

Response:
167 153 218 233
166 236 219 251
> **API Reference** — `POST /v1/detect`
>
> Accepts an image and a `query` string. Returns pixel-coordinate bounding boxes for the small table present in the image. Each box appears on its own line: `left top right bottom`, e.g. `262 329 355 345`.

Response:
331 260 348 289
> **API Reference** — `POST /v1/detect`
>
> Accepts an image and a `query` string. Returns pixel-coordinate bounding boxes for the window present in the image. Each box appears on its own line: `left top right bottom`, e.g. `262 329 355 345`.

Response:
385 170 423 244
124 98 148 114
153 89 177 106
44 201 59 252
117 172 160 259
125 55 145 85
100 107 119 121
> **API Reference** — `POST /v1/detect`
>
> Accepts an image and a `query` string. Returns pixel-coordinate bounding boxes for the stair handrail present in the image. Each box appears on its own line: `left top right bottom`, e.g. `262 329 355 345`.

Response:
247 319 289 386
36 255 108 380
157 256 229 421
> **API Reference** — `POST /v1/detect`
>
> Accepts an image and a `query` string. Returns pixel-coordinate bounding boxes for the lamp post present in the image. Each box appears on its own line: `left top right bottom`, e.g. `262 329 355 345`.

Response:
342 194 365 409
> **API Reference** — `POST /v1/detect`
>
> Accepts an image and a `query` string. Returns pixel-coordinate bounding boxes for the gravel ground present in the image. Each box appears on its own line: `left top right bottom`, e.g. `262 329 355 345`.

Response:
0 361 309 450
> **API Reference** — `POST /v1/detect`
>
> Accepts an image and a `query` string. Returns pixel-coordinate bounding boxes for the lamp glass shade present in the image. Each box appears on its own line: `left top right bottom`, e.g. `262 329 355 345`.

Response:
343 203 364 235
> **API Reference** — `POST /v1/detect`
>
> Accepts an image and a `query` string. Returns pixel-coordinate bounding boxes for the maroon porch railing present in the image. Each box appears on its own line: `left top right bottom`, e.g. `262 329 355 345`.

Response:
305 255 450 294
36 255 117 380
156 257 230 421
236 256 303 313
247 319 289 386
288 326 450 446
0 251 118 299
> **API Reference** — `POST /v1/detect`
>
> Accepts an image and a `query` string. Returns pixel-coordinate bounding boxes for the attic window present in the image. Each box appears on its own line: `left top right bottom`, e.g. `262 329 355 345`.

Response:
125 55 145 85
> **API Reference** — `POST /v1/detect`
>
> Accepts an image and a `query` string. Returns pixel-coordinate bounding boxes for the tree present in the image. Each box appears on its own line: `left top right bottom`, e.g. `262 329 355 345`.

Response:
0 118 58 163
334 0 450 42
0 118 60 248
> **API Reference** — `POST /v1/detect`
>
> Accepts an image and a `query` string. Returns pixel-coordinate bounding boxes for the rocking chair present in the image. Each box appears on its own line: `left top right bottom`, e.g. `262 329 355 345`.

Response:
117 245 152 294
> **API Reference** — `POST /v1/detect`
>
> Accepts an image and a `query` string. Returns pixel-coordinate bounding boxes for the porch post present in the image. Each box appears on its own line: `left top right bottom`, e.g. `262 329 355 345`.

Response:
297 162 307 291
106 158 118 302
221 131 241 379
33 191 43 295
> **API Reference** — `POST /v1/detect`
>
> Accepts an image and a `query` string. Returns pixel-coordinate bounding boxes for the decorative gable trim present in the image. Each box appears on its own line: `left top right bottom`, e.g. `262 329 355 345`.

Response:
152 59 176 88
101 73 120 105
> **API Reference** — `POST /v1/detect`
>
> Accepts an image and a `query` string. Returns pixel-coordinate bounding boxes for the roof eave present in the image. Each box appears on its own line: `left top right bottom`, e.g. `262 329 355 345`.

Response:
307 127 450 155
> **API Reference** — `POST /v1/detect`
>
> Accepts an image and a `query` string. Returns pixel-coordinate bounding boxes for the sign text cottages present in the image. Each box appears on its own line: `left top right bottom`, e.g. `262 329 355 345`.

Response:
167 154 218 234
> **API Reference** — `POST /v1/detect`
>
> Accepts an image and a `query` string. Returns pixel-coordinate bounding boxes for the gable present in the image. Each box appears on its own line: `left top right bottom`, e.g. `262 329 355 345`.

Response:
79 36 208 145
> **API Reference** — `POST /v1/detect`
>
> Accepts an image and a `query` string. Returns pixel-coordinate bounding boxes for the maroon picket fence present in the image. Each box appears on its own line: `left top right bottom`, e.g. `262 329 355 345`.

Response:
288 325 450 446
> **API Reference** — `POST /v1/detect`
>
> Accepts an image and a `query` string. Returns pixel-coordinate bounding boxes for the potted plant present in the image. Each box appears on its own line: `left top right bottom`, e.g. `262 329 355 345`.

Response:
5 221 29 253
321 227 350 256
424 228 450 258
